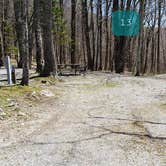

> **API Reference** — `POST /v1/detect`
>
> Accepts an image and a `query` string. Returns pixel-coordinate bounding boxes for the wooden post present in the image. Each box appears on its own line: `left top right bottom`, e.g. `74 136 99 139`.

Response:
5 56 12 85
12 66 16 84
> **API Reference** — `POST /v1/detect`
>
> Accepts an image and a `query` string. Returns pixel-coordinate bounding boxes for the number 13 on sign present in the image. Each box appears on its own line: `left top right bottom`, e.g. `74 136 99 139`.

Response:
121 19 132 26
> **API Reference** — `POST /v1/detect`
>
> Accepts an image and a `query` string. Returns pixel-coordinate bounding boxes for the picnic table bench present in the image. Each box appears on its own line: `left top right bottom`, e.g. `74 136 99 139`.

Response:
57 64 87 76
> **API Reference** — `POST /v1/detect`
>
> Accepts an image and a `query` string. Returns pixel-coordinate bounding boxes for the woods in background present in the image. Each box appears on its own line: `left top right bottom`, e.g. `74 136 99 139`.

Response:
0 0 166 85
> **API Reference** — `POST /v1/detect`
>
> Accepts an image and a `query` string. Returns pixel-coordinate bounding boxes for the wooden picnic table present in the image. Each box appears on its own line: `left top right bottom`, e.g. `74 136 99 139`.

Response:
57 64 87 75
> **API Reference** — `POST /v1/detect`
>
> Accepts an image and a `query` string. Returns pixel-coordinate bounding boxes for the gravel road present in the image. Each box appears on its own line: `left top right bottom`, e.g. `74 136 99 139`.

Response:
0 72 166 166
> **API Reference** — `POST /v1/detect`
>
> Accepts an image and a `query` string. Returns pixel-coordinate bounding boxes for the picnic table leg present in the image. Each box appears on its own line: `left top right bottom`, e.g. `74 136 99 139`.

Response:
75 68 77 75
12 66 16 84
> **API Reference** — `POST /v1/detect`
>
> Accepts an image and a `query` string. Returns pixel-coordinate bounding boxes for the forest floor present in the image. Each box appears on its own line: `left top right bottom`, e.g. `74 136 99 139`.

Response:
0 72 166 166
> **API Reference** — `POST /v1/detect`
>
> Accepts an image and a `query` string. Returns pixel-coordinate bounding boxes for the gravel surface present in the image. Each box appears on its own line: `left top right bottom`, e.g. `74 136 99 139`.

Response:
0 72 166 166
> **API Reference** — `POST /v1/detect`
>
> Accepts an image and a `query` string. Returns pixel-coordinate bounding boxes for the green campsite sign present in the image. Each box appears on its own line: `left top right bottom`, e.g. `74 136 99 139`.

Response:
112 11 140 36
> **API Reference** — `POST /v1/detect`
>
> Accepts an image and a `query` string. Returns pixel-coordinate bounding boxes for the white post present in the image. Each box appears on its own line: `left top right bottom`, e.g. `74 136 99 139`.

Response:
5 56 12 85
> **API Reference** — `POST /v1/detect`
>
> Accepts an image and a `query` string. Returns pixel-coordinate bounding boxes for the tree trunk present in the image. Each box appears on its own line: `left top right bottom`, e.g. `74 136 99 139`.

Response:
0 0 5 66
40 0 56 76
13 0 26 68
1 0 8 58
82 0 93 70
90 0 95 70
104 0 109 70
112 0 126 73
14 0 29 85
71 0 76 64
135 0 146 76
98 0 103 70
157 0 161 73
112 0 133 73
0 25 4 66
34 0 43 73
59 0 65 64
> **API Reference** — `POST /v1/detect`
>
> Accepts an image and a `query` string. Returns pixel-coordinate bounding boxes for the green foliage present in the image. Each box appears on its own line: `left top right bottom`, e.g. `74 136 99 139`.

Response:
7 46 18 55
3 19 17 55
4 20 13 34
52 1 71 45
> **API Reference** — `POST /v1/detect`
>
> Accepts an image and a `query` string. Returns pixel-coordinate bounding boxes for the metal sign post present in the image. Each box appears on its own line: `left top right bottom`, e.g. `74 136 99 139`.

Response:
5 56 12 85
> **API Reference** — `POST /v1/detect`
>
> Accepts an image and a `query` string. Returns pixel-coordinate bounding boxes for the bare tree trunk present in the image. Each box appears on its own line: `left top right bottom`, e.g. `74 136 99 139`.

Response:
59 0 65 64
71 0 76 64
108 27 113 71
1 0 8 57
98 0 103 70
14 0 29 85
90 0 95 70
113 0 126 73
95 0 102 70
40 0 56 76
157 0 161 73
0 0 5 66
81 24 86 65
143 29 150 74
104 0 109 70
95 0 99 70
0 25 4 66
150 0 157 73
135 0 146 76
82 0 93 70
14 0 25 68
34 0 43 73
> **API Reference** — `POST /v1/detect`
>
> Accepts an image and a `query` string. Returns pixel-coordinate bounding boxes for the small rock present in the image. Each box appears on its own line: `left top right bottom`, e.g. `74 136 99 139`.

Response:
7 98 12 102
40 90 54 97
0 117 4 120
32 91 36 96
17 112 26 117
31 91 40 100
0 112 7 116
8 102 18 107
0 108 4 112
21 123 25 126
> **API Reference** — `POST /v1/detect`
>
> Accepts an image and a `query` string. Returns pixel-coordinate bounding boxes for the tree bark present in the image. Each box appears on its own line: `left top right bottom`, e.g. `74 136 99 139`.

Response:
82 0 93 70
90 0 95 70
40 0 56 76
14 0 29 85
104 0 109 70
34 0 43 73
157 0 161 73
98 0 103 70
135 0 146 76
112 0 126 73
71 0 76 64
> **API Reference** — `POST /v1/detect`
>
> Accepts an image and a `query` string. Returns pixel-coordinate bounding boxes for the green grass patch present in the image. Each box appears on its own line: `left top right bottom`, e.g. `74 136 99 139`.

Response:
0 75 64 120
0 85 41 120
0 86 41 103
159 103 166 110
